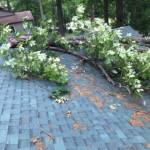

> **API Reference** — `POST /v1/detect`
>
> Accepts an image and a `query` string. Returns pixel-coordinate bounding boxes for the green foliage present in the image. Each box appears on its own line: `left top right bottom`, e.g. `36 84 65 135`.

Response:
85 20 150 97
1 0 78 26
123 0 150 36
0 19 68 85
0 25 11 44
42 63 68 86
69 29 73 34
49 88 71 98
1 0 150 35
1 2 150 100
59 5 150 98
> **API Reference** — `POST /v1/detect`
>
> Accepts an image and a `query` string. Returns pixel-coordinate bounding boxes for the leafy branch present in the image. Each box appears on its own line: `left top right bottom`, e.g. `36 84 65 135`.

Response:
49 88 71 99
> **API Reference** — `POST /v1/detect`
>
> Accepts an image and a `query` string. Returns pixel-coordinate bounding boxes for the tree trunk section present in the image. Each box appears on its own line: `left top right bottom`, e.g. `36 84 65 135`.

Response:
7 35 150 52
39 0 45 23
25 0 29 10
63 10 67 32
90 4 95 24
6 0 11 11
104 0 109 25
56 0 65 35
52 0 56 31
116 0 123 27
131 1 137 20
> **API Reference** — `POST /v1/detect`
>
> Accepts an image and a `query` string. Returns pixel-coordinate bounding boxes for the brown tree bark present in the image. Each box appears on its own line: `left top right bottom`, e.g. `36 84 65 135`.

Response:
104 0 109 25
90 4 95 24
6 0 11 11
52 0 56 31
131 0 137 20
56 0 65 35
8 35 150 52
39 0 45 23
116 0 123 27
25 0 29 10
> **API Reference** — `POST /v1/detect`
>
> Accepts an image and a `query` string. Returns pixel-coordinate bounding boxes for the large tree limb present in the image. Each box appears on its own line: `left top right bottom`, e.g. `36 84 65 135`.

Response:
48 46 150 96
8 35 150 52
5 36 150 97
131 37 150 44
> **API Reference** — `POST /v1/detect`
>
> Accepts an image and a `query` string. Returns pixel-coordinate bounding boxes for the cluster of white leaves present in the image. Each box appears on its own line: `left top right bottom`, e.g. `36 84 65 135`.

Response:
3 45 66 78
56 37 71 50
0 25 12 42
0 43 11 54
47 19 52 23
72 16 78 22
37 27 47 35
23 22 28 29
76 4 85 14
60 37 68 45
23 16 30 21
3 25 12 33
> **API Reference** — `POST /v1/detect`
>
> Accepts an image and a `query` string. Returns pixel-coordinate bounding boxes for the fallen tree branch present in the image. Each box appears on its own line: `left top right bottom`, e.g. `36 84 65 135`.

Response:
131 37 150 44
32 79 49 92
48 46 150 96
137 48 149 52
8 35 150 52
130 88 150 95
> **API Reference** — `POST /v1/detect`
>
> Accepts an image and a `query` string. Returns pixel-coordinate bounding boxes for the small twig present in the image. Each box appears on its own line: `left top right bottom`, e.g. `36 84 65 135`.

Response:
36 109 54 139
115 83 131 94
38 122 54 138
33 79 49 92
36 109 39 117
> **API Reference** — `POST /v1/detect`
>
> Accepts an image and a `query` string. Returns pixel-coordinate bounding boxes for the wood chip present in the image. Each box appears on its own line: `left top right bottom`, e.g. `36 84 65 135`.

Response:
24 116 29 119
72 124 87 130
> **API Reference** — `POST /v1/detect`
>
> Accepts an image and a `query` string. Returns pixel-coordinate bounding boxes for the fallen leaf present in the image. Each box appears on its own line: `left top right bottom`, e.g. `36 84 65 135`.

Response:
94 102 103 108
109 105 116 110
123 102 134 109
147 144 150 149
31 137 48 150
49 124 53 128
32 138 38 144
72 124 87 130
24 116 29 119
106 92 115 96
110 128 114 131
105 97 110 100
70 92 76 98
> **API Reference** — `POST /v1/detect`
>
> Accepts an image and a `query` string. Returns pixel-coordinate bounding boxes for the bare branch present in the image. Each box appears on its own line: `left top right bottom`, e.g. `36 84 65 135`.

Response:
36 109 54 139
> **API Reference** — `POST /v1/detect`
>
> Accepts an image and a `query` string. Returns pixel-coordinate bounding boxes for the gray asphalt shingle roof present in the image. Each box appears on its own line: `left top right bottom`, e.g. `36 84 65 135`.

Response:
0 26 150 150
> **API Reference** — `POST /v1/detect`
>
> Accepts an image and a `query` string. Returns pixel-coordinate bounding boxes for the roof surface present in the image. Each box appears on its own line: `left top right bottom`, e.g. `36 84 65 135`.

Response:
0 9 15 16
0 48 149 150
0 11 34 24
0 26 150 150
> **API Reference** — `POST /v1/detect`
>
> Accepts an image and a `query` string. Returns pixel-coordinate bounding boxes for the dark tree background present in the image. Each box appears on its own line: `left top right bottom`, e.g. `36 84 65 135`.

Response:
1 0 150 36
